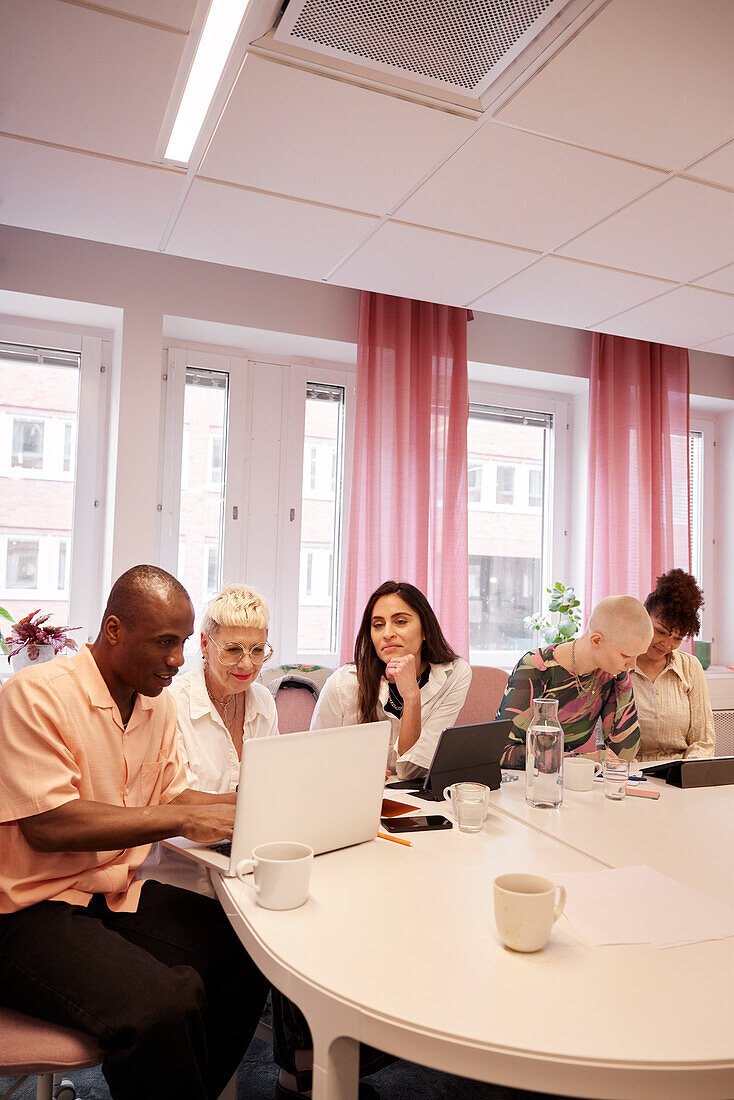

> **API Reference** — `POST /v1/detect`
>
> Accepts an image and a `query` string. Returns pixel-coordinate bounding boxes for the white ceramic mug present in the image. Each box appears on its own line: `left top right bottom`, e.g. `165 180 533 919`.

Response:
235 841 314 910
494 873 566 952
443 782 491 833
563 756 602 791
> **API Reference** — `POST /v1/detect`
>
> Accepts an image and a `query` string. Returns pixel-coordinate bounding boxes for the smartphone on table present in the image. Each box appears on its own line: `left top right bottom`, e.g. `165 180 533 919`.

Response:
380 814 452 833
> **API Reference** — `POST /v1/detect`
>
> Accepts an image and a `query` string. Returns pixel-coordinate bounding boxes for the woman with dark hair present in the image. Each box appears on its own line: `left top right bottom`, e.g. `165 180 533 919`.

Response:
630 569 715 760
311 580 472 778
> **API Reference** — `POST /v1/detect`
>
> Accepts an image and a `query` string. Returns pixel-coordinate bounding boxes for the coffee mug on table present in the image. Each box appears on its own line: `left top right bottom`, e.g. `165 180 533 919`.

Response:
443 781 490 833
563 756 602 791
235 841 314 910
494 873 566 952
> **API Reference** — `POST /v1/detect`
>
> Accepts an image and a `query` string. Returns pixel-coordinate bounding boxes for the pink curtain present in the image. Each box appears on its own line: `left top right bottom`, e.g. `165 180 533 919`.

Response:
339 292 470 663
585 332 690 612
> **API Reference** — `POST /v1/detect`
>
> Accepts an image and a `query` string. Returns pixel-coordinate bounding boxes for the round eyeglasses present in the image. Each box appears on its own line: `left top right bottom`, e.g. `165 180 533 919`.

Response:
206 635 274 667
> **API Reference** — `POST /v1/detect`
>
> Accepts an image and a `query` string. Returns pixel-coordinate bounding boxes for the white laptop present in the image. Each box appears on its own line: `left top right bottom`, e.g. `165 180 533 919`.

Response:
165 721 391 876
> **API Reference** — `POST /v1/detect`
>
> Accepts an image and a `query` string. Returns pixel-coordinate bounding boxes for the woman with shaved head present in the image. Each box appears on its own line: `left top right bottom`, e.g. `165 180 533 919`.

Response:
497 595 653 766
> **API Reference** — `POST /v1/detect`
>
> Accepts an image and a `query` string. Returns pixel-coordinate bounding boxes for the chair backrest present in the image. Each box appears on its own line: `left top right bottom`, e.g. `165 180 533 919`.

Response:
456 666 509 728
275 683 319 735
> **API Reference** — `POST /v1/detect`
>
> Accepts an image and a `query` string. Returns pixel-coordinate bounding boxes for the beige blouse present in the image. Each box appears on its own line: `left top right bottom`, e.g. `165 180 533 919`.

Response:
630 650 716 761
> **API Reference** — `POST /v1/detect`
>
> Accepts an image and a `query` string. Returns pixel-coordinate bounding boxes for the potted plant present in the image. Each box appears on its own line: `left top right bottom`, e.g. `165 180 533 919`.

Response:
524 582 582 645
1 608 80 673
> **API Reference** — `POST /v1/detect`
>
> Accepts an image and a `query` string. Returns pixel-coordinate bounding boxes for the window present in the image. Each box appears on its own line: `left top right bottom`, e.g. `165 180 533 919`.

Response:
208 432 224 487
6 538 39 589
57 539 67 590
12 419 44 469
63 421 73 473
0 337 105 635
468 404 553 656
174 366 229 626
297 383 345 652
496 464 515 505
689 429 703 588
468 461 483 503
528 467 543 509
161 351 352 666
205 544 220 596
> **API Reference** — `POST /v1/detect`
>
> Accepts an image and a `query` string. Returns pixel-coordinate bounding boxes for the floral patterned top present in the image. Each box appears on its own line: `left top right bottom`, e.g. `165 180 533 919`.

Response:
497 645 641 767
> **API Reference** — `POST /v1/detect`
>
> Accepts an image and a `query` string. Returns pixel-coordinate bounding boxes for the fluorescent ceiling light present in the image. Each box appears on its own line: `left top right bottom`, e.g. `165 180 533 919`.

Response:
165 0 251 164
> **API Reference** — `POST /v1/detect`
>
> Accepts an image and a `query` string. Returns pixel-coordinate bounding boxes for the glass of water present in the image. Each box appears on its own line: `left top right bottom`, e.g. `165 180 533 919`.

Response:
443 782 490 833
603 757 629 800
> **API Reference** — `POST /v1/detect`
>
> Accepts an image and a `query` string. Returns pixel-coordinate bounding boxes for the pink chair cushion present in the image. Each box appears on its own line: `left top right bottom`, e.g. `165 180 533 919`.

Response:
275 684 318 735
0 1007 101 1074
456 666 509 728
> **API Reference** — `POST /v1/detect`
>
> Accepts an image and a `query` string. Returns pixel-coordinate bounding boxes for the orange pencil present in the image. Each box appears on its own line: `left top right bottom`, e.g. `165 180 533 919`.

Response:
377 831 412 848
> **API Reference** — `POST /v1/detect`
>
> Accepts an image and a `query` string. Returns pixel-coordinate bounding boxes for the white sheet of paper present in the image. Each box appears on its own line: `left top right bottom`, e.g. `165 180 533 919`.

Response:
555 865 734 949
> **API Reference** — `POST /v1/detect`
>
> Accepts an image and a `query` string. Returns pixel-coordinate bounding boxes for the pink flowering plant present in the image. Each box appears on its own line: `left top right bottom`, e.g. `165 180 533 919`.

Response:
0 608 80 662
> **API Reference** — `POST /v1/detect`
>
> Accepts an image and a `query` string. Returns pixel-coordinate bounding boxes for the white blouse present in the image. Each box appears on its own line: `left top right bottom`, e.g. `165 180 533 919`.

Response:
630 650 715 761
137 668 278 895
310 659 472 779
171 669 278 793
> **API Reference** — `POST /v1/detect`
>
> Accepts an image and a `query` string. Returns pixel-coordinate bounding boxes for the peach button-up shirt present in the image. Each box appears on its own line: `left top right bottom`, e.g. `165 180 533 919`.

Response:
0 645 187 914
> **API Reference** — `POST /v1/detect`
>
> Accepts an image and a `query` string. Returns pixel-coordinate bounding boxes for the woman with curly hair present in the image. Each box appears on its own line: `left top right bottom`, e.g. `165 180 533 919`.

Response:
631 569 715 760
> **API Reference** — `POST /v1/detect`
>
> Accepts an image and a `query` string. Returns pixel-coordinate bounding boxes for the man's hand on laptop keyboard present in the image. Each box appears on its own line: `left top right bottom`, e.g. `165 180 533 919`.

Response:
180 804 236 845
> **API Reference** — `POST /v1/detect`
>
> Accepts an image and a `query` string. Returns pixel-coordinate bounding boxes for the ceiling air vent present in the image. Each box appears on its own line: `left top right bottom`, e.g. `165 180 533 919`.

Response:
273 0 574 96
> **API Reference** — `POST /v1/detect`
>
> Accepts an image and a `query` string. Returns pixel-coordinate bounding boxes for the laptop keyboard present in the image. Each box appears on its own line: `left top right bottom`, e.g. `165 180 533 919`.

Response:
208 839 232 857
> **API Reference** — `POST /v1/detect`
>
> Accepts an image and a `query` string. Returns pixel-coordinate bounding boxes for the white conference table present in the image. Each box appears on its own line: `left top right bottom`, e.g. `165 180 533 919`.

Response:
216 778 734 1100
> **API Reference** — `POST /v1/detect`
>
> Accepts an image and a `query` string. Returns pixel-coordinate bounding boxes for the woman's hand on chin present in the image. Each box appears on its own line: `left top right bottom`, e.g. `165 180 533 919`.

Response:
385 654 420 699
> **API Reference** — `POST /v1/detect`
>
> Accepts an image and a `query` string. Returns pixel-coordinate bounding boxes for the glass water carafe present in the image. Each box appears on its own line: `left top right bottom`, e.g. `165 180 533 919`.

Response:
525 697 564 808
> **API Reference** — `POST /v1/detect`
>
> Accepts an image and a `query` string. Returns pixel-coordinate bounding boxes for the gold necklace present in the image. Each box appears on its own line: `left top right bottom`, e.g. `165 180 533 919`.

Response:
571 639 598 697
206 681 235 723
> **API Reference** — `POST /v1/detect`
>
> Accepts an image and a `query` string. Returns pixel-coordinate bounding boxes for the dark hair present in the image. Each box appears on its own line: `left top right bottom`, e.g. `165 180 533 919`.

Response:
644 568 704 638
353 580 459 723
102 564 191 630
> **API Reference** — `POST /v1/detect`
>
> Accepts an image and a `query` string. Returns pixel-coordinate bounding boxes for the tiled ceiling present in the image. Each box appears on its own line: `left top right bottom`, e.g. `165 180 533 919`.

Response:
2 0 734 353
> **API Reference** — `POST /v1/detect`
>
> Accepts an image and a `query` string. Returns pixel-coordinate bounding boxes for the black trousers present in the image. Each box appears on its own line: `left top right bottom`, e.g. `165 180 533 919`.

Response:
0 881 269 1100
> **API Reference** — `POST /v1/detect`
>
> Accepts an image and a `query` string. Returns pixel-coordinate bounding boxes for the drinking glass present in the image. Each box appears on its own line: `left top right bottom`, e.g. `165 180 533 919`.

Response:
525 697 564 808
604 757 629 800
443 782 490 833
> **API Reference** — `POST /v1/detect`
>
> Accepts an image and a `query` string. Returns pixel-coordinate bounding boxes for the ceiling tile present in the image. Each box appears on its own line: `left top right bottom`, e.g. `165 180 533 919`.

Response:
472 256 672 329
398 123 662 251
89 1 197 31
200 54 474 215
331 222 536 306
593 285 734 349
0 0 185 162
557 178 734 282
687 141 734 190
167 179 377 281
0 136 184 249
694 333 734 355
694 264 734 295
496 0 734 170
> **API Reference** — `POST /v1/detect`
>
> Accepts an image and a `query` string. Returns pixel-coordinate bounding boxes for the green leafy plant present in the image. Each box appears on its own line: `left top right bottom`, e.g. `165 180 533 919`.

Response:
1 608 80 662
524 582 582 644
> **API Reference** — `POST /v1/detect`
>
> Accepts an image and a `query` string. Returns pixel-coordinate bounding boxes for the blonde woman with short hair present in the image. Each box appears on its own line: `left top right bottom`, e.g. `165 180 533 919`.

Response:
139 584 277 895
175 584 278 794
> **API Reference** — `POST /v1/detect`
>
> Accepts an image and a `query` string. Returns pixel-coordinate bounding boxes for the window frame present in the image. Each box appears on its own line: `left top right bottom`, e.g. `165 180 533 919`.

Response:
467 380 572 669
280 364 354 666
160 348 354 668
0 320 110 659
